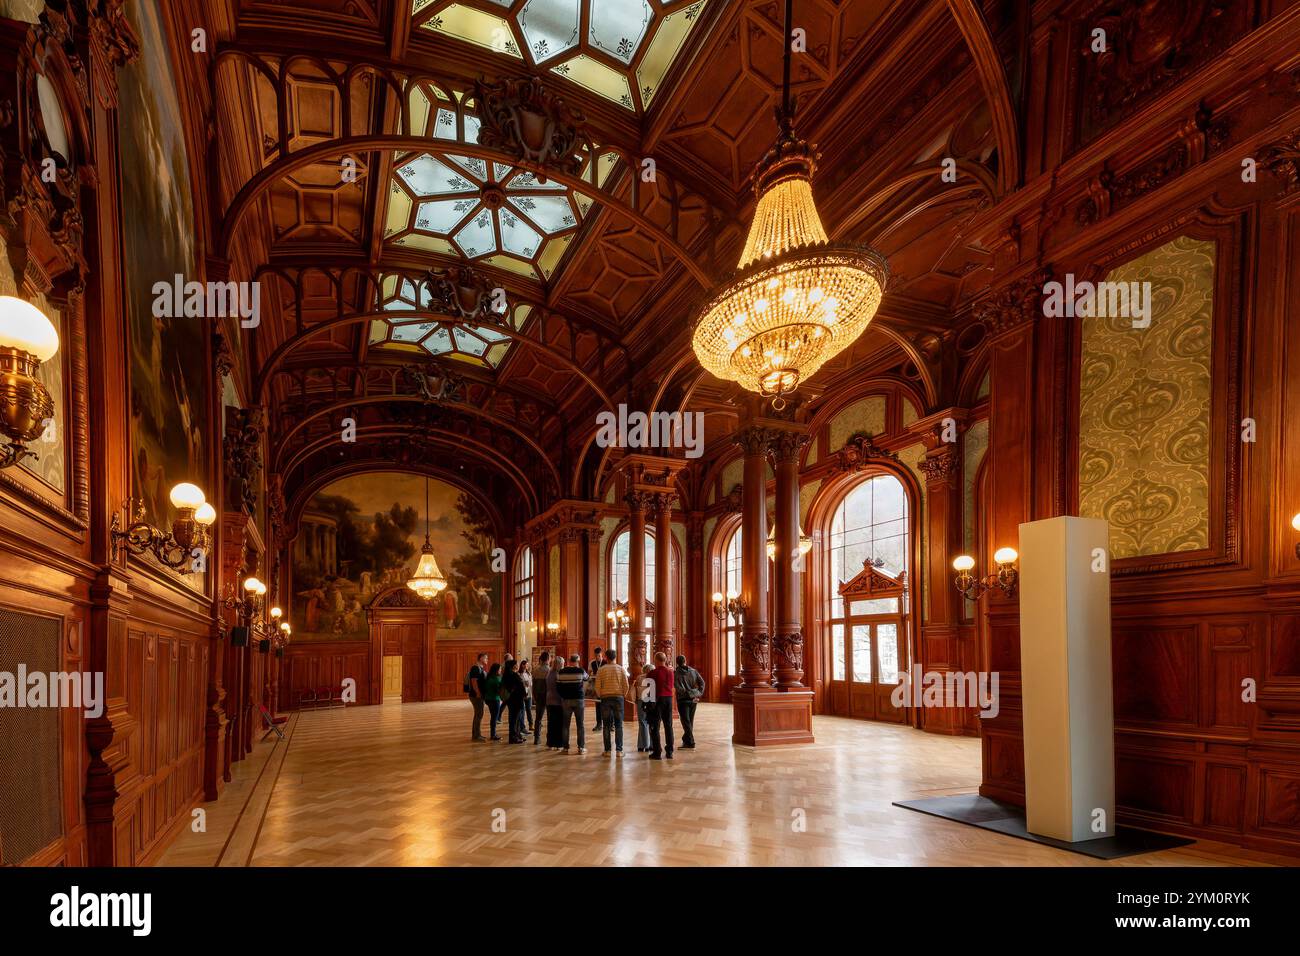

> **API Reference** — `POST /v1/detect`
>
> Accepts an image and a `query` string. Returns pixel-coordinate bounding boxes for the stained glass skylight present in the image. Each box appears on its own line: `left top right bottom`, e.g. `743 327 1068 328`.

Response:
384 83 618 282
412 0 709 112
369 274 532 369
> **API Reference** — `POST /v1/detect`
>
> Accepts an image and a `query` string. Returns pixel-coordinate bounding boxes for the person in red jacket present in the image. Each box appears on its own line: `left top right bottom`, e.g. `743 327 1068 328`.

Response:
647 652 675 760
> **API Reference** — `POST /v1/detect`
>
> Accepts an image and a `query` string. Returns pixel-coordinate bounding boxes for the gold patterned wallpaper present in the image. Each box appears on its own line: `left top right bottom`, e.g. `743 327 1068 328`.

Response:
1077 235 1215 558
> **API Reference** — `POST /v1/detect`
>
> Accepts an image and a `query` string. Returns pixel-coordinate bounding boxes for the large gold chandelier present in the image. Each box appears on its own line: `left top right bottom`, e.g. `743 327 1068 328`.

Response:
406 476 447 600
692 0 887 402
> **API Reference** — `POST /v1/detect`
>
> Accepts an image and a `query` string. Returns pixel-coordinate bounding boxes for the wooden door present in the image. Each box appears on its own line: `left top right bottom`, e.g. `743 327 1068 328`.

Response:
382 656 402 701
829 561 910 724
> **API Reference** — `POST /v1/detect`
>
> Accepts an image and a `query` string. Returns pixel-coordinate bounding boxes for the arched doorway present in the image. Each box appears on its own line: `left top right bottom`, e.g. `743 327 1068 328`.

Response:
823 472 913 723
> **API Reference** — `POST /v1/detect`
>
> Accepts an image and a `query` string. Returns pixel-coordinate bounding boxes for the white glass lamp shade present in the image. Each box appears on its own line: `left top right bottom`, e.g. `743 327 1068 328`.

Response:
193 503 217 526
270 606 283 620
169 482 206 510
711 591 724 603
0 295 59 362
952 554 976 572
993 547 1019 565
1292 512 1300 532
243 576 264 594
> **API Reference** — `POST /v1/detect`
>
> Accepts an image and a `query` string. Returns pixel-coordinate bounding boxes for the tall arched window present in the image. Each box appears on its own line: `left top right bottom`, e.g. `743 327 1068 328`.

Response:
826 473 910 723
609 529 655 663
513 546 535 643
721 527 742 676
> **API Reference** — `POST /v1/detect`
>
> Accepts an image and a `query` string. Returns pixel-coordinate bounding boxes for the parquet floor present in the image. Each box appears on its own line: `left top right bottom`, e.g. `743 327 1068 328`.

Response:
158 700 1293 867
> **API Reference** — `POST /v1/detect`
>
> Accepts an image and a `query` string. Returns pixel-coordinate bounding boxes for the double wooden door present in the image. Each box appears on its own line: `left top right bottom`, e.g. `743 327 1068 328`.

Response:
829 615 906 723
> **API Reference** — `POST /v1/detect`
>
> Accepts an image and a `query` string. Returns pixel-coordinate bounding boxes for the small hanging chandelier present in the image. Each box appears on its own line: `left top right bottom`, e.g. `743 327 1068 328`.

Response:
767 522 814 559
406 476 447 600
692 0 887 405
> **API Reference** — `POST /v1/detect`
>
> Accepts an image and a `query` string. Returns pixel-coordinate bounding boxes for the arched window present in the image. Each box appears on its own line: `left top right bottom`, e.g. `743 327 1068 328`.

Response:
721 526 742 676
513 546 535 642
609 529 655 663
826 473 910 722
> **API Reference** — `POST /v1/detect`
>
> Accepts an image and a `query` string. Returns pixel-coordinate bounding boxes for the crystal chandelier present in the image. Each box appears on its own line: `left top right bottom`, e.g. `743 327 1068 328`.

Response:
406 476 447 600
692 0 887 404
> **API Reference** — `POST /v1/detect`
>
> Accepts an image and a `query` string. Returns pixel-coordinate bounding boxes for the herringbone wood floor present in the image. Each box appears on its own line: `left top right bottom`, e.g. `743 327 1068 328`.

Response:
158 701 1291 867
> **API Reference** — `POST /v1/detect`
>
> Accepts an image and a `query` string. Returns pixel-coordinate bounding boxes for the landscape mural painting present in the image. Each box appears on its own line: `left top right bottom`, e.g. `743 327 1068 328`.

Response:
291 473 500 641
120 0 207 550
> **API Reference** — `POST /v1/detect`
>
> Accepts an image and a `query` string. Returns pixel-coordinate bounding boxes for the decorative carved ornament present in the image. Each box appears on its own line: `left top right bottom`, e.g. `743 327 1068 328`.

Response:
832 432 899 474
1261 132 1300 194
767 429 809 464
1077 0 1250 145
402 362 465 404
472 77 585 184
838 561 907 601
422 264 503 327
720 483 742 514
734 425 774 457
772 632 804 672
972 269 1051 338
625 489 655 512
740 632 770 672
223 407 264 516
372 587 431 608
1075 107 1231 225
918 450 960 483
213 330 234 379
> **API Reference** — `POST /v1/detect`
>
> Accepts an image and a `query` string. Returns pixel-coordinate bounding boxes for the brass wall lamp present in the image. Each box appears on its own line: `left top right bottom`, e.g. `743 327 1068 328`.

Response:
711 590 749 625
952 548 1020 600
0 295 59 469
110 483 216 573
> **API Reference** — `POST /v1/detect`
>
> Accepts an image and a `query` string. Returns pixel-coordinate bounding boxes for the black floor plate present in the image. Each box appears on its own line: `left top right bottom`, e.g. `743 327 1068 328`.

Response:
892 794 1194 860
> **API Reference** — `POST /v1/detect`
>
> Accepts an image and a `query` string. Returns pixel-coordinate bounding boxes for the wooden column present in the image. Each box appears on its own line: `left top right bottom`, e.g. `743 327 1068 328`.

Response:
768 422 816 744
771 429 809 688
652 492 676 661
909 408 973 736
626 491 650 674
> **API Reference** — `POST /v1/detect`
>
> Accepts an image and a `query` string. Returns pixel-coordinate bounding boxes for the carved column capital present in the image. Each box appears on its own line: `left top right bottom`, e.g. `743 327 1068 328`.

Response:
973 268 1052 338
625 489 654 513
734 425 775 457
767 429 809 465
919 449 961 484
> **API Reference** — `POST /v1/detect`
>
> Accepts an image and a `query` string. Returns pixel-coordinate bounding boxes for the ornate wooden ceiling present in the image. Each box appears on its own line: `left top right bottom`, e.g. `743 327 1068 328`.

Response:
210 0 1021 520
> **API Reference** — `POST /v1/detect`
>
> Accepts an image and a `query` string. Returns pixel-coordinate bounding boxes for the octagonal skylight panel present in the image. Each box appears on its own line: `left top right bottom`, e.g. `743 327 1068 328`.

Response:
552 54 633 108
450 154 489 180
499 209 542 258
508 169 565 191
422 4 522 58
415 198 478 234
454 209 497 257
590 0 653 64
520 0 580 63
425 326 455 355
453 330 490 357
392 321 436 343
398 155 478 196
474 322 510 342
509 195 576 234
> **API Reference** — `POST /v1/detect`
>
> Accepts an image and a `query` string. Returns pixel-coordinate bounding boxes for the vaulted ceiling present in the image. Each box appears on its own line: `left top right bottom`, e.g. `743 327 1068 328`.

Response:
209 0 1016 529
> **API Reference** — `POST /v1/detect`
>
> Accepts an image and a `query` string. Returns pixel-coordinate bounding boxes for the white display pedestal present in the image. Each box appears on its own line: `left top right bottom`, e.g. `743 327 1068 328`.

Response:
1018 516 1115 842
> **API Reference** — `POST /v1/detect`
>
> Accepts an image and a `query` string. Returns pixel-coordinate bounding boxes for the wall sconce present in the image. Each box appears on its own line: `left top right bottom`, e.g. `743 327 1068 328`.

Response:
711 590 748 625
223 575 266 625
952 548 1019 600
766 525 814 560
1292 512 1300 558
0 295 59 470
110 482 215 573
545 621 566 641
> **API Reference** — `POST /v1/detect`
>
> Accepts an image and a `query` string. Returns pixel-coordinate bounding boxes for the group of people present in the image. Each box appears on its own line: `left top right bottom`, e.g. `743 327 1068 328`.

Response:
464 648 706 759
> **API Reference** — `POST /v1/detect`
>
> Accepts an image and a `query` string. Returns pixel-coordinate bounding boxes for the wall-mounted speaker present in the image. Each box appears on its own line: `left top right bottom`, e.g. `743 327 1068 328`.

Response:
230 626 249 647
258 639 270 654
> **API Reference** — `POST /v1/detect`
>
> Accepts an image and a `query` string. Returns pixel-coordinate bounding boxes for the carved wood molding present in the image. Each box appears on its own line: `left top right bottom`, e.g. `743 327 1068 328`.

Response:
471 76 586 184
830 431 900 475
972 268 1051 339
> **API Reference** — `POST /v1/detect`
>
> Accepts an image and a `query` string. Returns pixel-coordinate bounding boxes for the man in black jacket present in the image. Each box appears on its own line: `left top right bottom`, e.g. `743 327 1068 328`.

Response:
674 655 706 748
466 652 488 742
555 654 587 754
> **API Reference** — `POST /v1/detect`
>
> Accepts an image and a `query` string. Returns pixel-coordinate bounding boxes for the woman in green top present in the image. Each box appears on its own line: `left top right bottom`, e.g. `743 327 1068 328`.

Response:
484 662 504 740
